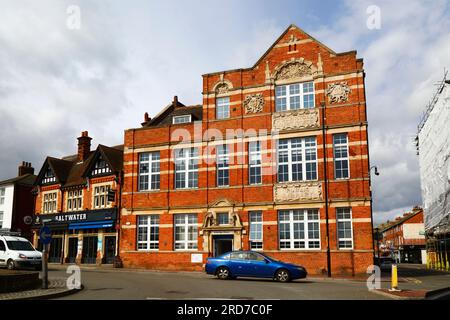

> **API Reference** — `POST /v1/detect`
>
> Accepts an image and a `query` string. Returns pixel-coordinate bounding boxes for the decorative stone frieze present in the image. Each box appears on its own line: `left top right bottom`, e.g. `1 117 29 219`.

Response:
274 182 323 202
272 58 317 83
243 93 264 114
326 82 351 103
272 108 319 131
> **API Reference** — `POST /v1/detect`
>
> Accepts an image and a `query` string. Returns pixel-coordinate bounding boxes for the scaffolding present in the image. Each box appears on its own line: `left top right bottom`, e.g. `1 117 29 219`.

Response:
417 71 450 271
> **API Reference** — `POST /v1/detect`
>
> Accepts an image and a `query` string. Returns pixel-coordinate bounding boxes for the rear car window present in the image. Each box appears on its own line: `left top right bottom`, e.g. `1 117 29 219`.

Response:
230 252 247 260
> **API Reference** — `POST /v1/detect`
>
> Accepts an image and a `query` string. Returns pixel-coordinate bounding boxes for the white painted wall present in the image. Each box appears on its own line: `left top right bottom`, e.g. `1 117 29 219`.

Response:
403 223 425 240
0 184 15 229
421 249 427 265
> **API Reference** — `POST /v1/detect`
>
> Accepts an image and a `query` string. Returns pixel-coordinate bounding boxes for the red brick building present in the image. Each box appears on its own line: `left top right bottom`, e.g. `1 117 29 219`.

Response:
32 132 123 265
0 162 36 240
378 207 426 264
119 24 374 275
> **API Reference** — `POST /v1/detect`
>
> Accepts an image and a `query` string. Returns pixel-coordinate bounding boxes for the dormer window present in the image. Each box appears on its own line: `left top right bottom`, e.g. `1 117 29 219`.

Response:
173 115 191 124
91 156 112 176
42 167 56 184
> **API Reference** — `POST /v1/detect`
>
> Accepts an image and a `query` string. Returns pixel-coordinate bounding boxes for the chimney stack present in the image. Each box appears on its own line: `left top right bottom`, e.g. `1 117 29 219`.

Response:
173 95 178 107
77 131 92 162
18 161 34 176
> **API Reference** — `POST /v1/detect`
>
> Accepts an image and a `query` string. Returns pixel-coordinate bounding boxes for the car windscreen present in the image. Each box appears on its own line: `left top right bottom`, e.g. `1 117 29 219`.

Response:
6 241 35 251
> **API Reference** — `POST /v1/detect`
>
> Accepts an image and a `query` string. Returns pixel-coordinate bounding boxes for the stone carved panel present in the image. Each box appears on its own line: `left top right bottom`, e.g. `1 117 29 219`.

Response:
326 82 351 103
272 108 319 131
276 61 312 80
274 182 323 202
215 83 229 94
243 93 264 114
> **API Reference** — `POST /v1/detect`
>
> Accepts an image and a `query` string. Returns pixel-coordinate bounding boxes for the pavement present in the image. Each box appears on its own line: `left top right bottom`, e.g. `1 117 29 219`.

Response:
1 263 448 300
0 278 80 300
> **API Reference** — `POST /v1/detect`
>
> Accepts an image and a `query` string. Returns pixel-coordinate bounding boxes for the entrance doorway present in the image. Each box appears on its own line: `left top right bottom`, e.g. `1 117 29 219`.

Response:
82 236 98 264
67 238 78 263
213 235 233 257
48 238 63 263
103 236 116 264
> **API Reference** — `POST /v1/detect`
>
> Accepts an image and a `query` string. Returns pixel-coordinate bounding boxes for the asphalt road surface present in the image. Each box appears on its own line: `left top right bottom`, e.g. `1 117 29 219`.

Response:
48 266 388 300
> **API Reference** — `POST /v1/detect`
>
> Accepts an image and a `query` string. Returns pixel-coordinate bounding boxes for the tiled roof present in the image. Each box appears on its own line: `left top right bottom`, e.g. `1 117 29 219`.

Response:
378 208 423 232
0 173 37 187
35 144 123 188
142 97 202 127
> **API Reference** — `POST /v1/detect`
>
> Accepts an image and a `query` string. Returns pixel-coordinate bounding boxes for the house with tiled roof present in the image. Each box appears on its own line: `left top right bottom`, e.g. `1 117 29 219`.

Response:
32 131 123 266
0 162 37 240
376 207 426 264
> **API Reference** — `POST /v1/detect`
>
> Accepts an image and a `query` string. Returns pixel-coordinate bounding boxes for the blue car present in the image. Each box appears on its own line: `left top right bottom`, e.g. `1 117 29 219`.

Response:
205 251 307 282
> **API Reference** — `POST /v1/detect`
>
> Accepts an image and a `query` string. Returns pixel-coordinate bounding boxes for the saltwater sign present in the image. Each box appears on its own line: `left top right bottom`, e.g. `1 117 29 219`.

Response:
34 208 117 225
54 213 87 222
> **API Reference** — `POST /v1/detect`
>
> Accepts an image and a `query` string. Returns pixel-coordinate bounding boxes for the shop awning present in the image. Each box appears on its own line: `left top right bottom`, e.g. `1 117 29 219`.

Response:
68 221 114 230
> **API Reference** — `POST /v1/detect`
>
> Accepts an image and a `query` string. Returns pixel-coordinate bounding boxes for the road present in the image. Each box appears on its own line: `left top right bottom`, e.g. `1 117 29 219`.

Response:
47 266 388 300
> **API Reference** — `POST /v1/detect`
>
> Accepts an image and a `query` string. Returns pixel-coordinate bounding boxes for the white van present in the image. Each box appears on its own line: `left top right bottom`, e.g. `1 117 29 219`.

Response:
0 235 42 270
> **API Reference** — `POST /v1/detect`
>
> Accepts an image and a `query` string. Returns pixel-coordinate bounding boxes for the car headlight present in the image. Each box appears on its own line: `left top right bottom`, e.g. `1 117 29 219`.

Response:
19 254 27 259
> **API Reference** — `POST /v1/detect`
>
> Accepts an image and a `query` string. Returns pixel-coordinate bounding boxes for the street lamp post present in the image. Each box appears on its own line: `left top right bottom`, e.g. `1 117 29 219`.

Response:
369 166 379 265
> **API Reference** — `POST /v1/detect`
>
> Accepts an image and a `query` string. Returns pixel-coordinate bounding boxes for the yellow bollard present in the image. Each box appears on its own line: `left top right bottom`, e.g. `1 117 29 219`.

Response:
389 264 401 292
445 252 449 272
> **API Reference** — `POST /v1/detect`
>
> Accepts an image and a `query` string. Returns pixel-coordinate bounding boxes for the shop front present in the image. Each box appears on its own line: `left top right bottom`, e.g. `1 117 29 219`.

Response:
33 208 118 265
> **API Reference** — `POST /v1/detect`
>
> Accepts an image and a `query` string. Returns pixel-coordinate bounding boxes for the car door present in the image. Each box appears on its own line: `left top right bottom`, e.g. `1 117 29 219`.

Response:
228 252 251 276
0 240 6 266
246 252 274 278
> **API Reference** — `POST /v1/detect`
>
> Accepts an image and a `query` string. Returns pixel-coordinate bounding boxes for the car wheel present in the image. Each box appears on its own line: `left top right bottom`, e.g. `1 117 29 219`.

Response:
275 269 290 282
7 260 15 270
216 266 231 280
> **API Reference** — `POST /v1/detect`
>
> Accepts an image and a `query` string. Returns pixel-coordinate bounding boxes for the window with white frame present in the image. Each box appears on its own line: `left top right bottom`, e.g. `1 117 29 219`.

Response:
174 214 198 250
217 212 229 225
249 141 262 185
137 215 160 250
174 148 199 189
42 167 56 184
93 185 111 209
333 133 350 179
275 82 315 112
139 152 160 191
336 208 353 249
277 137 317 182
217 145 229 186
0 188 5 205
66 190 83 212
278 209 320 249
42 192 57 214
173 115 192 124
249 211 263 249
0 211 3 229
91 156 112 176
216 97 230 119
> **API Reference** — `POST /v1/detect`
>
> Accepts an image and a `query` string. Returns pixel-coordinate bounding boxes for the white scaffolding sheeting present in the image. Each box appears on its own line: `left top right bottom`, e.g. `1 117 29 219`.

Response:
418 80 450 233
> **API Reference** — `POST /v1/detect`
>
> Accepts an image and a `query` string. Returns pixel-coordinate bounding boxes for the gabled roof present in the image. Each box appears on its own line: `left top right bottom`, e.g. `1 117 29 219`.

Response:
35 144 123 188
82 144 124 177
203 24 342 76
0 173 36 187
35 157 74 186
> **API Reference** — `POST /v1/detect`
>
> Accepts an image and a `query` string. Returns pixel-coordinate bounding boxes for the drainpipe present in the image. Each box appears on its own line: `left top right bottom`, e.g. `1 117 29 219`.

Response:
321 101 332 277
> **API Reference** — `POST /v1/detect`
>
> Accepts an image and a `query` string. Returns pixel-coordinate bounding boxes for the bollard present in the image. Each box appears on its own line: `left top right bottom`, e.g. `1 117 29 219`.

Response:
389 264 401 292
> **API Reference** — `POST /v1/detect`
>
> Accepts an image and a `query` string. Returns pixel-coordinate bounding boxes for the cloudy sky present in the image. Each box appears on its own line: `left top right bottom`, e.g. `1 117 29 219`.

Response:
0 0 449 224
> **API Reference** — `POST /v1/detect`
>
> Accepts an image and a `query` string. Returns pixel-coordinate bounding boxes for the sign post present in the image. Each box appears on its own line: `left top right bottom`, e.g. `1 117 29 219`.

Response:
39 226 52 289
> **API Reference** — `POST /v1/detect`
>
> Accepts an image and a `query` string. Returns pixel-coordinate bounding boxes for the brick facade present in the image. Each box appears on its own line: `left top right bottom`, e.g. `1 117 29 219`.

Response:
119 24 374 275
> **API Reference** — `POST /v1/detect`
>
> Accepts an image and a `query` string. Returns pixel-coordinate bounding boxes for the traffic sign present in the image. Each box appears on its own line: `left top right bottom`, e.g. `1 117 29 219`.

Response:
107 189 116 202
39 226 52 245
